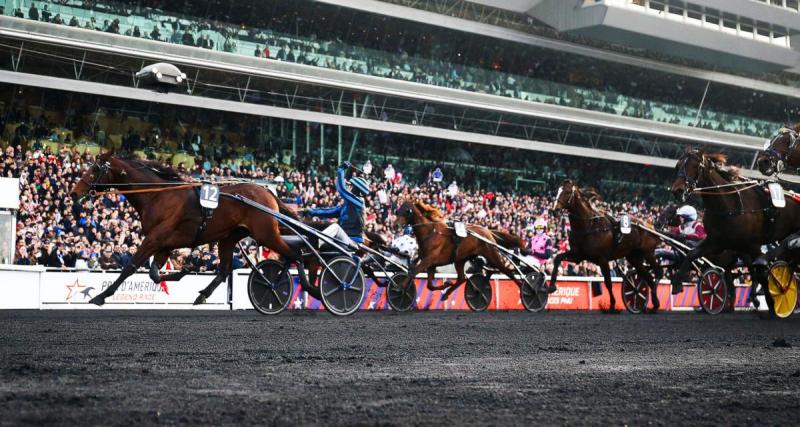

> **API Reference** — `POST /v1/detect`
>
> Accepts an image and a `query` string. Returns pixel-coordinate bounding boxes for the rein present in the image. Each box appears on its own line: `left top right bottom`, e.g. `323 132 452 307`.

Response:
93 182 202 196
690 181 760 196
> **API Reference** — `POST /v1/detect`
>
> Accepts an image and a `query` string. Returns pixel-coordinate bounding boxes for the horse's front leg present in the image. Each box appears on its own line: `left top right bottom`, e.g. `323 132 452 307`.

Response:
600 263 617 313
441 260 467 301
148 250 189 283
548 251 575 293
90 238 161 306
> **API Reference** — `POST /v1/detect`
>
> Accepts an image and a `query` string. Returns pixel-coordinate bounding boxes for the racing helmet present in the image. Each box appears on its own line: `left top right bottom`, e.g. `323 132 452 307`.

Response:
676 205 697 222
533 217 548 230
349 176 370 196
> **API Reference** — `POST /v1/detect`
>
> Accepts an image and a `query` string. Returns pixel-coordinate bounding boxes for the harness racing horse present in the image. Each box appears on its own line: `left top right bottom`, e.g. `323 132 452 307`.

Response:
69 152 300 306
756 124 800 176
548 181 662 312
395 200 528 300
671 148 800 315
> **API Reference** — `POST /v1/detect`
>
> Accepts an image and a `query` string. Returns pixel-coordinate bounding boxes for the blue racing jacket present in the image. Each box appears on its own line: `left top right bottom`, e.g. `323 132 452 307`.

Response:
307 167 365 243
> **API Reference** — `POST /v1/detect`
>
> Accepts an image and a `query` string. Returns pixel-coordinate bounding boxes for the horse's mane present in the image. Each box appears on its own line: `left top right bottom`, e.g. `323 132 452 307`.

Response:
581 187 603 203
119 156 185 181
705 152 742 181
415 201 445 222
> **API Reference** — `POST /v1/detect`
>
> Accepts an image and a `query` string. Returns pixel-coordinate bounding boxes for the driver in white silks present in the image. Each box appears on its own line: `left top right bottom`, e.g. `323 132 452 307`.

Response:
303 162 370 247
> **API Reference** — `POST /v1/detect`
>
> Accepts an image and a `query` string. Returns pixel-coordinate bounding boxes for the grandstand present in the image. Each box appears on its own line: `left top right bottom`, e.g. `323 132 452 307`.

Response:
1 0 799 267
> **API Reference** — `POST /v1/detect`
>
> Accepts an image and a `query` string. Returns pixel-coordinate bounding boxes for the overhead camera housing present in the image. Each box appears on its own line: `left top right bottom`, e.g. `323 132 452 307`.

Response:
135 63 187 92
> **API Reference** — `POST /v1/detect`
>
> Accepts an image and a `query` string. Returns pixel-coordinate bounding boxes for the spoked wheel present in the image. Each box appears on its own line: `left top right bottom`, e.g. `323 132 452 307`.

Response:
767 261 798 319
248 260 294 315
698 268 727 315
319 256 366 316
520 272 548 312
465 274 492 312
386 272 416 312
622 271 649 314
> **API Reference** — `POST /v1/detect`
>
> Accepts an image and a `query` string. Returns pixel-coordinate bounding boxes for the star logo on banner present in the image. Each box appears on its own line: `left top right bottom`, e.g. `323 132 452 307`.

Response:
368 300 376 310
293 297 303 310
64 279 87 301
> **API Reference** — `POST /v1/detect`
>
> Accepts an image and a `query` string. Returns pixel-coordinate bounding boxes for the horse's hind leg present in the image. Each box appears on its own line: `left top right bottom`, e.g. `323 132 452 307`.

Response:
194 238 236 305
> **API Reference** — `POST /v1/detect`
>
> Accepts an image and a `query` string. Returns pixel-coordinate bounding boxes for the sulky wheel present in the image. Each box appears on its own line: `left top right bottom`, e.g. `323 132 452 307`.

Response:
767 261 798 319
386 272 416 312
248 260 294 315
622 271 649 314
465 274 492 312
697 268 727 315
520 272 548 312
319 256 366 316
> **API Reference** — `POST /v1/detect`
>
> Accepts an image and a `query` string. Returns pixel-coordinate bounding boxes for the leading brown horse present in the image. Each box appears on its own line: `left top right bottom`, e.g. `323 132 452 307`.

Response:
549 180 662 312
69 152 300 306
394 200 528 299
671 148 800 315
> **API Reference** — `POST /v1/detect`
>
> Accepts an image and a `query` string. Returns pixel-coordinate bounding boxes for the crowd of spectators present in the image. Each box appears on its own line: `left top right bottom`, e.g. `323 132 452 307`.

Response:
5 139 670 279
3 0 790 138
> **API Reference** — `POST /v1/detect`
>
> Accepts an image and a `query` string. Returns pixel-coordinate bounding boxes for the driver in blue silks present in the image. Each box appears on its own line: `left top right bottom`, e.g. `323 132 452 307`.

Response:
304 162 370 246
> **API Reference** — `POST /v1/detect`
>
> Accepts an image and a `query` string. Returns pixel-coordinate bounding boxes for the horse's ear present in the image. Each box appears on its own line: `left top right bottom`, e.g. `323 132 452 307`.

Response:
698 146 707 156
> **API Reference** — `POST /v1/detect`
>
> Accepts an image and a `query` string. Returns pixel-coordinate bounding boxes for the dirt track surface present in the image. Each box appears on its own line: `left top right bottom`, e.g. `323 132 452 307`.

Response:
2 310 800 426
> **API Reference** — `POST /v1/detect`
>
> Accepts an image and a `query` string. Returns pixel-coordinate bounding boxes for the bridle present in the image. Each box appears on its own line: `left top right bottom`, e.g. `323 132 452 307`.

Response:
761 128 799 175
77 160 112 199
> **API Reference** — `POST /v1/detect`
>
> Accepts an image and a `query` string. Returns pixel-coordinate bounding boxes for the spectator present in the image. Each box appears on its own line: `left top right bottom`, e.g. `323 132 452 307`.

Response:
383 163 396 182
40 4 51 22
28 3 39 21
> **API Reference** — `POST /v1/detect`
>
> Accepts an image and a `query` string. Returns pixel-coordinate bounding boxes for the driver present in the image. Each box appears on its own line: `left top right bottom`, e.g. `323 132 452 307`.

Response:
658 205 706 294
303 162 369 247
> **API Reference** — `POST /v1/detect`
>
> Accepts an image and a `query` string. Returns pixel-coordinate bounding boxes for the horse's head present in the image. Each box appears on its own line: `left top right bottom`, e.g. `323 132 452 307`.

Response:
69 151 123 201
671 148 706 202
756 126 799 176
553 179 578 213
394 200 415 227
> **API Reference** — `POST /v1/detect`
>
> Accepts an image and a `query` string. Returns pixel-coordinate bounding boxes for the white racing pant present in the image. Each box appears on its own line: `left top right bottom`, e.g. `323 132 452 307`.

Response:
321 224 356 247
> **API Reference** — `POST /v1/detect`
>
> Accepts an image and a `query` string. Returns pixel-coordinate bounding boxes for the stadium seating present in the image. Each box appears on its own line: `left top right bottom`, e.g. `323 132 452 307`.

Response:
2 0 782 138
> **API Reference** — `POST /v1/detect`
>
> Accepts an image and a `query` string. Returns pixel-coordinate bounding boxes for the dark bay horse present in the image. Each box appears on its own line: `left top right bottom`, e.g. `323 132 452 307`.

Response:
671 149 800 315
395 200 528 299
549 180 662 312
69 152 300 306
756 124 800 176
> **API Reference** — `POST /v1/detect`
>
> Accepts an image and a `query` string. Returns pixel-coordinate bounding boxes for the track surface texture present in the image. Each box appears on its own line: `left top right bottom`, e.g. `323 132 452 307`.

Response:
2 310 800 426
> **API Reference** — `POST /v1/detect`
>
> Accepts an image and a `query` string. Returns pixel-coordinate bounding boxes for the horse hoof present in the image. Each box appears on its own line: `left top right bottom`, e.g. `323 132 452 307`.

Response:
546 285 558 294
193 294 207 305
671 285 683 295
89 295 106 306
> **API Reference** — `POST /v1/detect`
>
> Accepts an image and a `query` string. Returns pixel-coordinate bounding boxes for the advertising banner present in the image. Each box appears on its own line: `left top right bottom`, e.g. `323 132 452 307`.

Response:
39 271 228 309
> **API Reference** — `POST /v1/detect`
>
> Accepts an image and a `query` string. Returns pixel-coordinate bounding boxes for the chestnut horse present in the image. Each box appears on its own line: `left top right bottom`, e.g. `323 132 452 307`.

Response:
671 148 800 315
69 152 299 306
394 200 528 299
549 180 662 312
756 124 800 176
